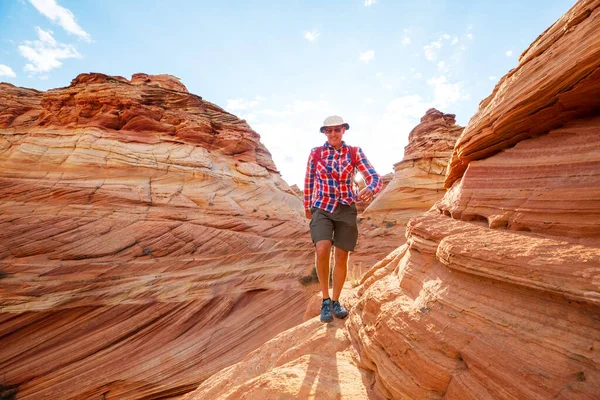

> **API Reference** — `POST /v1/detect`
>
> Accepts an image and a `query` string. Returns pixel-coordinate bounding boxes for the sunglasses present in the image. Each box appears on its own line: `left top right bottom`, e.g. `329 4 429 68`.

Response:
323 127 343 134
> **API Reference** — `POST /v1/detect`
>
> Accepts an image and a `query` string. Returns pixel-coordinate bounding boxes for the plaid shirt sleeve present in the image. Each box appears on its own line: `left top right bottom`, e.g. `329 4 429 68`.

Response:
355 147 382 194
303 149 315 210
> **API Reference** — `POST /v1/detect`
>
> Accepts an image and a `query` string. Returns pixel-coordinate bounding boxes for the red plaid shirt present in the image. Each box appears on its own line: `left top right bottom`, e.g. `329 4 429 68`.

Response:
304 141 382 213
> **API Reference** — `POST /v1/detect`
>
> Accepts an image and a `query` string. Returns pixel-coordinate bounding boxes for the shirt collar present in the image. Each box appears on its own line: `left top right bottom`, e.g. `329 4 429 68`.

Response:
323 141 347 150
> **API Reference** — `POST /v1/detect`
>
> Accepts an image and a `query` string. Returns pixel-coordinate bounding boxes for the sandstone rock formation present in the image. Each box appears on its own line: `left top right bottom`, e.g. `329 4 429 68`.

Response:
0 73 316 399
355 109 462 270
185 1 600 399
363 108 462 226
290 184 303 200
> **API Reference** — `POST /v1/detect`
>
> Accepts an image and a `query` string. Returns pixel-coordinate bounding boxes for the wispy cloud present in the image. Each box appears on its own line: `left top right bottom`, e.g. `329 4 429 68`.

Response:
28 0 91 42
304 29 320 42
226 96 264 111
428 75 468 108
437 61 449 73
466 33 473 40
359 50 375 63
505 50 513 57
401 29 411 46
423 33 455 61
365 97 374 104
489 76 497 80
0 65 17 78
424 39 442 61
364 0 376 6
18 27 81 75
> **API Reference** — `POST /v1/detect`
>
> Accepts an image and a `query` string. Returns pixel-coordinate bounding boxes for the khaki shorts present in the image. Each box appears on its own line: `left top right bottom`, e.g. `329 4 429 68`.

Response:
309 204 358 252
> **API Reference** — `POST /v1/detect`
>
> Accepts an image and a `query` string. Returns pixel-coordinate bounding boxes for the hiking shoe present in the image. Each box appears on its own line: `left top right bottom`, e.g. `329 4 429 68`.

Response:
332 300 348 319
320 298 333 323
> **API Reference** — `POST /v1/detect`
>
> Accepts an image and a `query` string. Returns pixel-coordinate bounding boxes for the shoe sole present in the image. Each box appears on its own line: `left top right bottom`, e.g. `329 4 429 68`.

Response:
320 316 333 323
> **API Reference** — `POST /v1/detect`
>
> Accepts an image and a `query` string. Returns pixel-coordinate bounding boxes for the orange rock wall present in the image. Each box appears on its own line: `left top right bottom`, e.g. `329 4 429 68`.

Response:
364 108 463 226
0 74 315 399
348 1 600 398
356 109 462 269
184 1 600 399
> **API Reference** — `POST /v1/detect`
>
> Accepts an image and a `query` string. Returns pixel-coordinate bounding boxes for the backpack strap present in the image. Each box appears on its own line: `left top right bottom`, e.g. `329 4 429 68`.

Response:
350 146 359 167
313 146 324 167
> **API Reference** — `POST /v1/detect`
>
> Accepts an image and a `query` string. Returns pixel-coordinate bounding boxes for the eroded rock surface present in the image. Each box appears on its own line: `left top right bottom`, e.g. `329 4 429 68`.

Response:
0 73 314 399
356 109 462 269
364 108 462 226
186 2 600 399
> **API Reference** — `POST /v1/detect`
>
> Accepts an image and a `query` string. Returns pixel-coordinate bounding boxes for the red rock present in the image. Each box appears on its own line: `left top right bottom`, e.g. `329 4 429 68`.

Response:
364 108 462 225
0 73 316 399
356 108 463 269
445 0 600 187
186 2 600 399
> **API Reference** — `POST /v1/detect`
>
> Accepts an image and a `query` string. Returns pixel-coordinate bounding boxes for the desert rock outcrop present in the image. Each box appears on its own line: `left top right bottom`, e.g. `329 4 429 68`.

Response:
0 73 315 399
355 109 462 270
363 108 462 226
186 1 600 399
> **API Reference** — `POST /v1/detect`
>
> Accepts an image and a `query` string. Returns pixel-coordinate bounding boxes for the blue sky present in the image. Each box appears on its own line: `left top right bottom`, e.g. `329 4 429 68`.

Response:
0 0 576 187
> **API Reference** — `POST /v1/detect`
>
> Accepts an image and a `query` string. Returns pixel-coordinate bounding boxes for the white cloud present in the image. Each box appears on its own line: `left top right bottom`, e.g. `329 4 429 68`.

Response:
365 97 374 104
29 0 91 42
376 72 383 77
460 45 466 51
364 0 376 6
304 29 319 42
359 50 375 63
367 95 432 170
0 65 16 78
427 75 468 108
424 40 442 61
383 84 392 90
451 36 459 45
466 33 473 40
468 25 474 30
401 29 411 46
226 96 263 111
437 61 449 72
505 50 513 57
413 72 423 79
292 99 323 113
489 76 497 80
18 27 81 75
441 33 451 40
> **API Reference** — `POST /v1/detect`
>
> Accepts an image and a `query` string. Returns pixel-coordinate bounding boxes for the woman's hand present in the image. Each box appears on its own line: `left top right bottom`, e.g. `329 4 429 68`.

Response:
305 210 312 219
358 188 374 202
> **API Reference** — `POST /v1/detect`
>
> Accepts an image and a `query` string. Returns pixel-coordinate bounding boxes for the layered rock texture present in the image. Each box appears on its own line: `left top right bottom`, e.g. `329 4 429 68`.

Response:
356 109 462 270
363 108 463 226
0 73 316 399
186 1 600 399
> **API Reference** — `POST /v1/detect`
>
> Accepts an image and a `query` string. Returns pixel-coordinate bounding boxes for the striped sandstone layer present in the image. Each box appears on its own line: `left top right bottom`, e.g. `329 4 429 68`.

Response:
363 108 463 226
184 1 600 399
356 109 463 268
0 73 315 399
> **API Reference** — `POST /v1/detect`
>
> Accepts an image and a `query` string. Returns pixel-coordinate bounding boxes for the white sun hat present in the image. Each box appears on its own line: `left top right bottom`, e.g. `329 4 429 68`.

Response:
320 115 350 133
